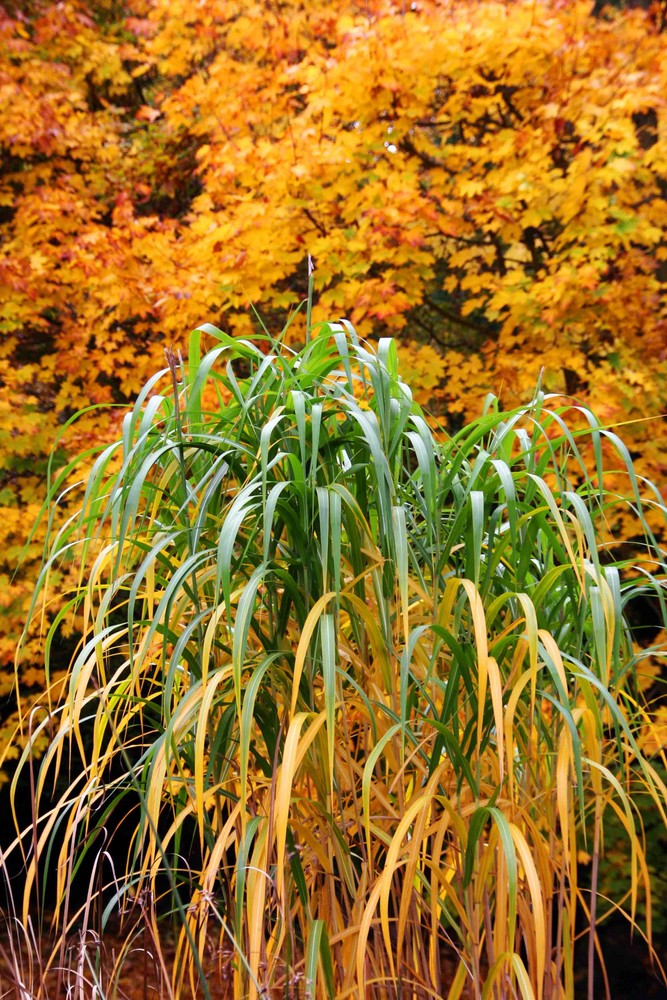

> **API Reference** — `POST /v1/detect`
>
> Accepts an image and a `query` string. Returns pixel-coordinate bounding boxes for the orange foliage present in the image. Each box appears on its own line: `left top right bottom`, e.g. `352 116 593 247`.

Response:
1 0 667 733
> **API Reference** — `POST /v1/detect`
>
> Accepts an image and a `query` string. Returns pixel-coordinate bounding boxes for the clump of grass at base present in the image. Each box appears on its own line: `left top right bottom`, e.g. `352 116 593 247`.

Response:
6 318 667 1000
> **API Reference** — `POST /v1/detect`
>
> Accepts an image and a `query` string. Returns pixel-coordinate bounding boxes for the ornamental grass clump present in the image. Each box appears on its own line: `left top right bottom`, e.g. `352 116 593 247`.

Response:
6 318 667 999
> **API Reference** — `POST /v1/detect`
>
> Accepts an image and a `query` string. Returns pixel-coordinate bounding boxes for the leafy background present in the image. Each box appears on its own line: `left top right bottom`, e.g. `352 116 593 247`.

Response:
1 0 667 990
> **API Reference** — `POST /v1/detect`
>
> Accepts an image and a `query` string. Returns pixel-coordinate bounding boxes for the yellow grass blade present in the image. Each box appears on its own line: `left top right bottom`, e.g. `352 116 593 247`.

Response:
274 711 327 902
511 823 546 998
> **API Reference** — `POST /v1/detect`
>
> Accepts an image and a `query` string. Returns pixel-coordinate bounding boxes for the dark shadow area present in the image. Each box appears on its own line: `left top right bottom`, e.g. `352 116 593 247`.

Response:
574 920 667 999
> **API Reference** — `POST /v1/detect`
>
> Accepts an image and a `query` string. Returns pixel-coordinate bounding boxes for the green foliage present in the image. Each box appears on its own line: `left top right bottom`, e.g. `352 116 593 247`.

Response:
6 317 667 998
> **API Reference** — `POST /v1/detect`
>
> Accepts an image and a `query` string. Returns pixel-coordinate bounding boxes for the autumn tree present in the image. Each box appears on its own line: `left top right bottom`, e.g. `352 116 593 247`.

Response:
1 0 666 746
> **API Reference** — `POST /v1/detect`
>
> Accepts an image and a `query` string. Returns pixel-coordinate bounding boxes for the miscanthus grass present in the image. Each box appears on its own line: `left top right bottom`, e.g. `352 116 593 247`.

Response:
5 317 667 1000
